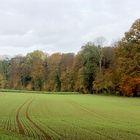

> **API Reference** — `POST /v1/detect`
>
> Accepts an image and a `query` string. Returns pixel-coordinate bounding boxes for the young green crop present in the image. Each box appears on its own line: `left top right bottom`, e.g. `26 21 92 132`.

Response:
0 92 140 140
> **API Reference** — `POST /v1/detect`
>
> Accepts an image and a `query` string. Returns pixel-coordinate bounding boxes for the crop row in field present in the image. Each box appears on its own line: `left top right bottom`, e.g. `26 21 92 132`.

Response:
0 93 140 140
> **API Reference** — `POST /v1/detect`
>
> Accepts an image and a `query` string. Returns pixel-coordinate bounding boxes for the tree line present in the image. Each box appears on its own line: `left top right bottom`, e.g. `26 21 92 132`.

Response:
0 19 140 96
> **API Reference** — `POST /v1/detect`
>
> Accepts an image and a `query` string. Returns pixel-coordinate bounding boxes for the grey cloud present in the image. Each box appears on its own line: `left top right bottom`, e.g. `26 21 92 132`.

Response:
0 0 139 56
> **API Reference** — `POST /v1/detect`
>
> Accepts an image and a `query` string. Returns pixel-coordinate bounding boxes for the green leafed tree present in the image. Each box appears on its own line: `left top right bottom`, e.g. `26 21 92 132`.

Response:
77 42 101 93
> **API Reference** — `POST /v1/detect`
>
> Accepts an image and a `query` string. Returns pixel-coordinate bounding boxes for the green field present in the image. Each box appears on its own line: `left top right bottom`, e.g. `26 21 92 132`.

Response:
0 92 140 140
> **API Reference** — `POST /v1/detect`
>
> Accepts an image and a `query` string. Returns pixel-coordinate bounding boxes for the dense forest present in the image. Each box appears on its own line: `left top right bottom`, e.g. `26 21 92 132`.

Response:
0 19 140 96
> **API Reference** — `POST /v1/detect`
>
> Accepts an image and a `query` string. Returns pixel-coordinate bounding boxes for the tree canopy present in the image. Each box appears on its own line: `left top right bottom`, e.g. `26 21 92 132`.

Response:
0 19 140 96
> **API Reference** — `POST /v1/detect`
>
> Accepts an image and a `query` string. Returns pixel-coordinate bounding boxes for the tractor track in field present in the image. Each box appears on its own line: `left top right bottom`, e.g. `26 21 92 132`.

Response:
61 119 116 140
79 125 116 140
69 100 113 137
16 99 52 140
69 101 119 139
70 100 140 138
25 99 52 140
36 118 64 139
16 99 29 135
70 100 106 120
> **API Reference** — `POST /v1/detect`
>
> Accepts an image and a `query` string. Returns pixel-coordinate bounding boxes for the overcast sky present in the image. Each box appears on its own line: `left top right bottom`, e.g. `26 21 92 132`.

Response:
0 0 140 56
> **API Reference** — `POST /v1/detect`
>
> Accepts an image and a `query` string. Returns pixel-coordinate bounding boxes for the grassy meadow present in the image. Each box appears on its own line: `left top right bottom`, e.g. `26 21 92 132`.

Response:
0 92 140 140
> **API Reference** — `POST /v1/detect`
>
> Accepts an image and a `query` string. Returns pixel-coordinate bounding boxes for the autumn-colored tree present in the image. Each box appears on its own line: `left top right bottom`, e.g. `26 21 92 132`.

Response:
8 56 23 89
60 53 75 91
115 19 140 96
93 47 115 93
0 59 9 88
93 70 114 93
46 53 62 91
26 50 46 91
